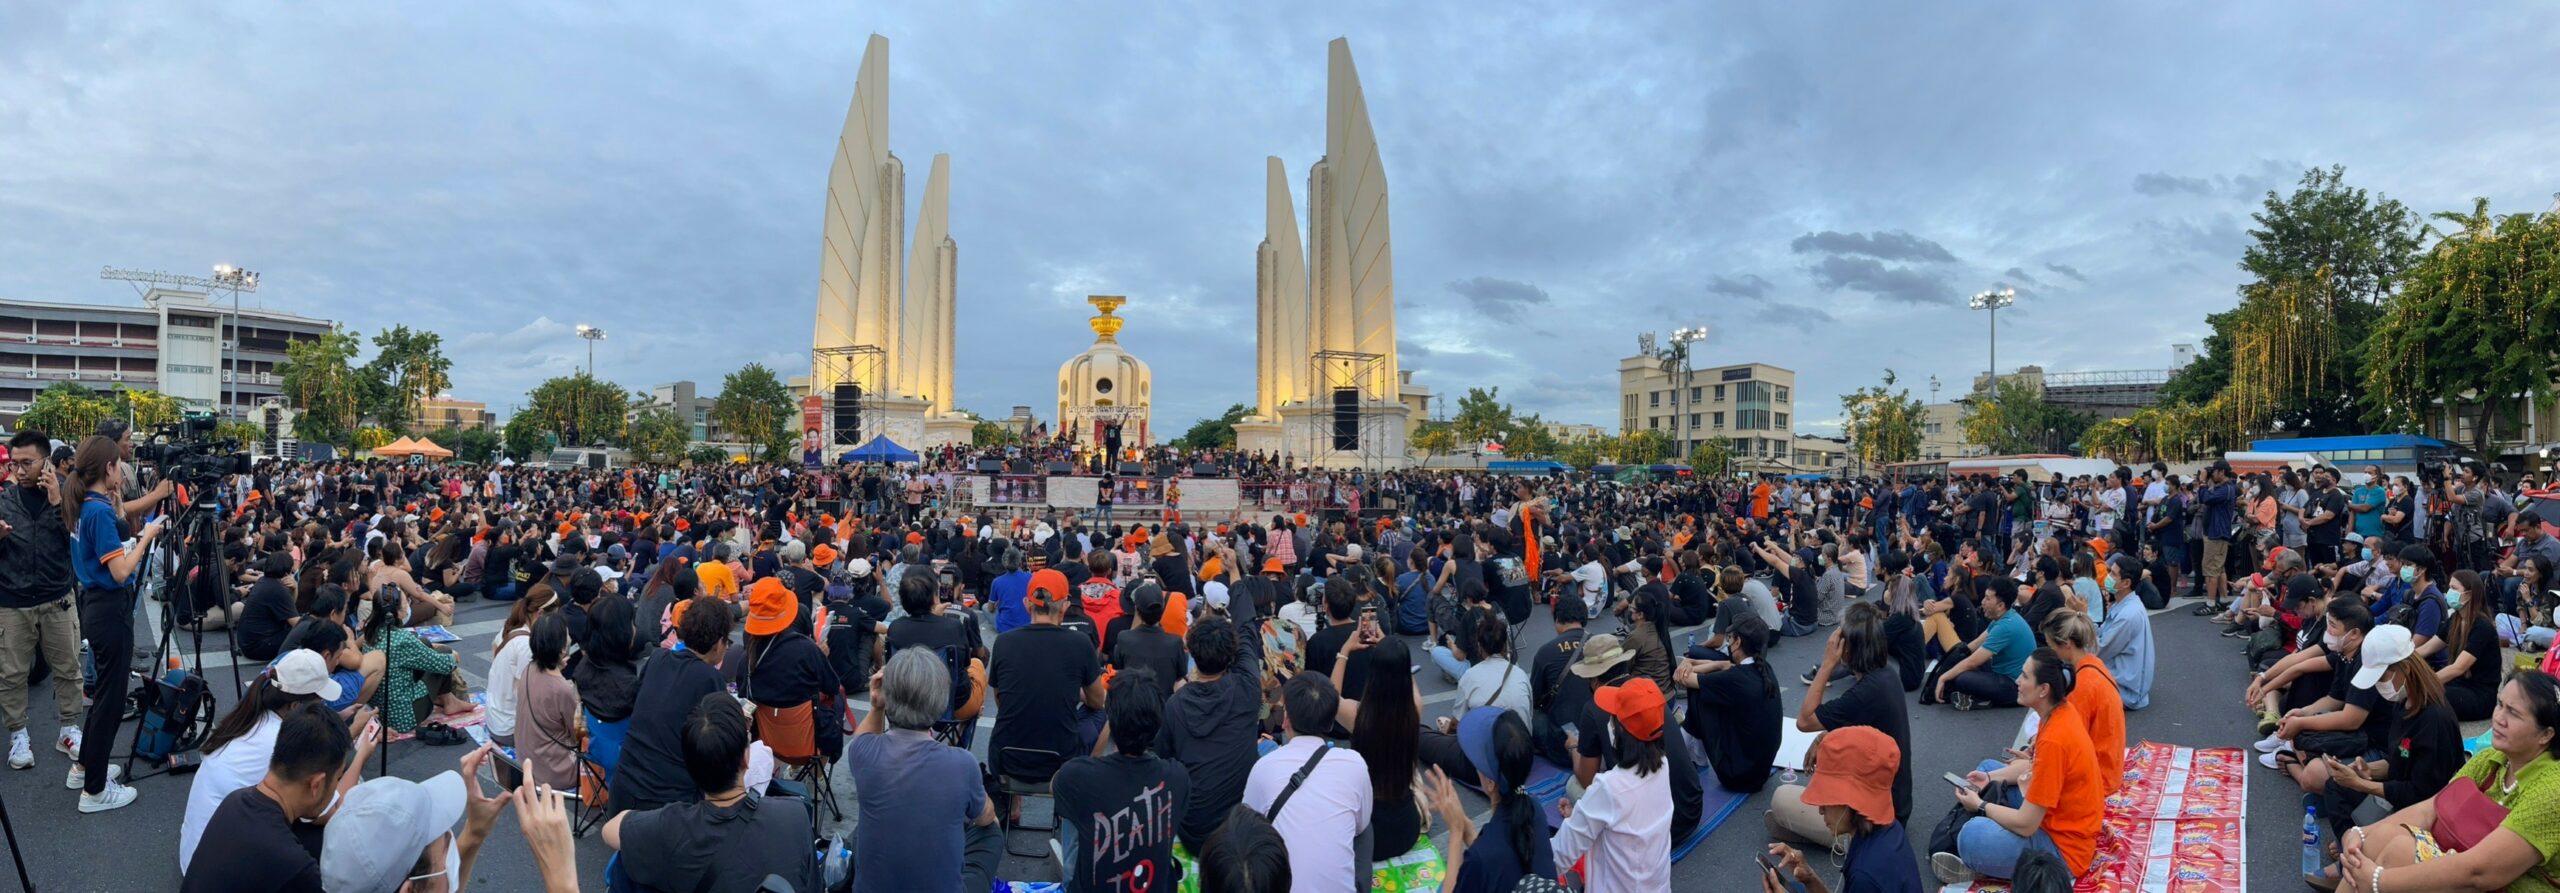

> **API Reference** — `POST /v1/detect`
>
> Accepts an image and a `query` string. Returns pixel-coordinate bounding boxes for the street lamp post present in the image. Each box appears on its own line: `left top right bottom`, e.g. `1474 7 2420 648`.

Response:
213 264 259 418
574 324 607 377
1666 325 1708 464
1968 287 2016 394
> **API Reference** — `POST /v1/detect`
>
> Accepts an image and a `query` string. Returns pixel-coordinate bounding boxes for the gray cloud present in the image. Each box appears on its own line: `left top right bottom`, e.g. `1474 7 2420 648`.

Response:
2043 262 2088 283
2133 172 2216 196
1804 256 1957 305
2002 266 2047 289
1705 273 1774 299
1446 276 1551 322
1788 230 1958 263
1752 302 1836 327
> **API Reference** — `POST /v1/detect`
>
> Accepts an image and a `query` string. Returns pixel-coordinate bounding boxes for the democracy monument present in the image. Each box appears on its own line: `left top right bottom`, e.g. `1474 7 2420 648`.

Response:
804 35 1415 465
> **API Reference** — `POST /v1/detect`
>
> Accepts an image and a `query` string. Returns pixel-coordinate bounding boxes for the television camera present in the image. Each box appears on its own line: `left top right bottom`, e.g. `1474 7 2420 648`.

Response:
133 414 251 499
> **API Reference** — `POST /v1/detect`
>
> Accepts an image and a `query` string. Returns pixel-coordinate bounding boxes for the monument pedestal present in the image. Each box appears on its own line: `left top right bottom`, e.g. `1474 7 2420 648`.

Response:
922 415 976 449
1275 402 1412 469
1233 418 1284 457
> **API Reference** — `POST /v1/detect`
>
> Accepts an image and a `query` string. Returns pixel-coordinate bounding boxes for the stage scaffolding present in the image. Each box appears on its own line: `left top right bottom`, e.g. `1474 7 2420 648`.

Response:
1307 349 1393 469
812 345 886 448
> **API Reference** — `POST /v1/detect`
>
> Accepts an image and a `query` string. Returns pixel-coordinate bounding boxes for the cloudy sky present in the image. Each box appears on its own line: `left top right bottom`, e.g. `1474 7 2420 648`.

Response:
5 3 2557 436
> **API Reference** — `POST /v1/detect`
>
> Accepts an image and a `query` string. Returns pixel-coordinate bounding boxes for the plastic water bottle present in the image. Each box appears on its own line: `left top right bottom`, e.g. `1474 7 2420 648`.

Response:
2301 802 2323 877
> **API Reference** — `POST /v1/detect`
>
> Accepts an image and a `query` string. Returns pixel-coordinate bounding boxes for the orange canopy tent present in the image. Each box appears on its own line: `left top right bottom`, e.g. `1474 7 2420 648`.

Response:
374 437 454 459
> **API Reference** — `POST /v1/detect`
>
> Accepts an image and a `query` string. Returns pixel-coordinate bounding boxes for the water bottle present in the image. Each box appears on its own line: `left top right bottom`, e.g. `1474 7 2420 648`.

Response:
2301 802 2323 876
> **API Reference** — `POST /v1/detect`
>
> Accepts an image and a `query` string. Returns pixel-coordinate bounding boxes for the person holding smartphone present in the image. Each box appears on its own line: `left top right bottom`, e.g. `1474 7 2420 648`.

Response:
66 434 161 813
1762 726 1923 893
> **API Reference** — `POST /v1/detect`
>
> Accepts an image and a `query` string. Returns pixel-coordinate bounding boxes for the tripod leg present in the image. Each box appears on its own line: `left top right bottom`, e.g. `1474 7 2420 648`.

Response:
0 792 32 893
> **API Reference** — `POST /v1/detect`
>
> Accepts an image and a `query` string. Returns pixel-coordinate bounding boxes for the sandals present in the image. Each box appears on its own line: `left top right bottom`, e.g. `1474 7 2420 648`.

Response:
415 722 470 747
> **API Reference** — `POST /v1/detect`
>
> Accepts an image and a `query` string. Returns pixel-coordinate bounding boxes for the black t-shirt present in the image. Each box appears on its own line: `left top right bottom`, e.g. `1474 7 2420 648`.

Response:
1111 626 1188 694
179 787 324 893
617 793 820 893
2329 651 2397 753
234 578 300 663
2449 619 2502 704
1883 613 1926 692
1814 670 1914 823
885 611 978 664
2384 493 2416 541
2308 488 2350 546
1304 621 1368 698
1449 808 1556 893
611 649 730 812
1054 753 1193 892
1528 628 1586 717
1680 661 1783 793
990 624 1103 781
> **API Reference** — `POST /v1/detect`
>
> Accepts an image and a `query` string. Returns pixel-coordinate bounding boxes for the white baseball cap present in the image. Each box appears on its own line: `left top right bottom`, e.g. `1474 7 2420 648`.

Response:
2352 625 2415 689
321 772 467 893
845 557 874 578
270 649 342 702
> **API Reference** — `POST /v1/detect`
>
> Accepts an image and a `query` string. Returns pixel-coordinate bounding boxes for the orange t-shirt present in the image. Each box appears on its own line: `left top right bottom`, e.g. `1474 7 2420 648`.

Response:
2026 701 2107 875
2068 655 2126 793
1752 483 1772 519
1160 591 1190 639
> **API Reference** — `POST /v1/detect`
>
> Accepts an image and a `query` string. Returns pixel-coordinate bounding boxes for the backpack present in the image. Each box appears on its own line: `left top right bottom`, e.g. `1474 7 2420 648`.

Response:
2389 586 2442 632
1391 571 1431 636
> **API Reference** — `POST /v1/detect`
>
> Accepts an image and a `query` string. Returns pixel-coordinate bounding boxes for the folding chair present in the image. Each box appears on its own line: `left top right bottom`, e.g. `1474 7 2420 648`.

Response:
928 646 979 751
996 746 1065 859
572 709 628 838
754 701 841 823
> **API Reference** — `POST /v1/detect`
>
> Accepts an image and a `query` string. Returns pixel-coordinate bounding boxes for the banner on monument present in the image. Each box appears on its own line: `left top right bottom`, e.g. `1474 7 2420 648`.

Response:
1045 476 1099 509
1182 479 1240 512
1110 476 1165 507
982 475 1048 506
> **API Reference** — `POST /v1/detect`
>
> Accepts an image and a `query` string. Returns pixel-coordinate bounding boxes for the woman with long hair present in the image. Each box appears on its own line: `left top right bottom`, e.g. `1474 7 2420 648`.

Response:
516 613 585 790
1553 676 1673 891
357 572 472 733
178 649 377 874
1423 709 1555 892
568 587 646 724
1329 635 1426 859
367 535 452 626
2300 634 2463 887
1774 602 1917 846
63 434 158 812
2436 569 2502 721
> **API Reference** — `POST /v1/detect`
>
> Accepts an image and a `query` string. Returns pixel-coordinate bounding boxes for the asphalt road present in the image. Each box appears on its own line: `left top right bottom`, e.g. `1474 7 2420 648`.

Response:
0 585 2311 892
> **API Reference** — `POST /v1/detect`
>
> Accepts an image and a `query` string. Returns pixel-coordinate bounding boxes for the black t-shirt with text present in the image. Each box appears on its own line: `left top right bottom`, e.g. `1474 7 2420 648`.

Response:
1054 752 1193 893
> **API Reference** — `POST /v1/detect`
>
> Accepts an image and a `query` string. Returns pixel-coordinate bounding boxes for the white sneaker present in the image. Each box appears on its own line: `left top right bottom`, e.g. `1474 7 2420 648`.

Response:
77 780 137 814
66 763 119 791
2258 747 2293 771
2253 734 2288 754
7 731 29 769
55 727 80 758
1932 851 1974 885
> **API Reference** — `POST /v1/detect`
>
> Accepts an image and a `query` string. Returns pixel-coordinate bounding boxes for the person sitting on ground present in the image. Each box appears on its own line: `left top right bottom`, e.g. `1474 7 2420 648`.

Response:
2337 670 2560 893
1772 602 1914 847
2247 576 2338 737
2436 569 2502 722
848 647 1002 893
1880 570 1928 692
1056 668 1193 892
1420 708 1556 893
179 701 354 893
2023 611 2125 793
1331 635 1433 861
318 743 511 893
1928 575 2034 710
1197 805 1292 893
741 576 840 719
2262 605 2385 775
1529 597 1592 766
1242 673 1372 893
1761 726 1925 893
1111 583 1188 695
1452 610 1532 718
1554 677 1674 891
1156 616 1264 853
1675 611 1783 794
1934 648 2107 884
610 595 733 814
234 549 302 663
484 587 558 776
2301 637 2463 888
180 651 378 876
991 567 1106 794
355 576 472 733
1304 575 1373 700
567 593 644 730
604 690 820 893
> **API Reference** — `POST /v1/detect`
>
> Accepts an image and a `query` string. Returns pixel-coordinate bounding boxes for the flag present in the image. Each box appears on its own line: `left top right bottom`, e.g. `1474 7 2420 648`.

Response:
1483 441 1506 453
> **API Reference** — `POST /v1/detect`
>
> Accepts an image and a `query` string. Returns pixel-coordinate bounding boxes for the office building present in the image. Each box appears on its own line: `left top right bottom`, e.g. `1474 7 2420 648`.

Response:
0 289 332 425
1618 355 1797 469
417 395 494 432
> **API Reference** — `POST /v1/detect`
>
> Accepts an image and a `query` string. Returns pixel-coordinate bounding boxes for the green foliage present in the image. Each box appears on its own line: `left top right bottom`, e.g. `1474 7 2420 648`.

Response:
625 407 692 464
1957 378 2094 455
1687 437 1738 475
1176 403 1251 451
1413 422 1457 456
358 325 452 433
435 426 503 464
1450 387 1513 449
16 382 114 441
2364 200 2560 453
1840 370 1926 466
501 413 551 460
213 420 264 449
1618 429 1672 465
111 387 184 431
523 372 627 447
710 364 794 447
972 420 1014 447
1555 434 1608 469
278 327 367 445
687 445 732 465
1501 414 1559 458
352 427 395 451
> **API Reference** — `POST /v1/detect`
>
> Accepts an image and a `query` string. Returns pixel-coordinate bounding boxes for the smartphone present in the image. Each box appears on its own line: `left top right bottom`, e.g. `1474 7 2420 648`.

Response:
1943 771 1978 792
1757 852 1785 874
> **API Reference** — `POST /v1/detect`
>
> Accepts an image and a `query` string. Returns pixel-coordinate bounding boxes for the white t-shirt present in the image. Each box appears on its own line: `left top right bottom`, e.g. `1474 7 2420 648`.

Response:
1569 561 1608 601
1243 737 1373 893
1456 656 1532 717
485 632 534 738
180 712 282 873
1553 760 1673 892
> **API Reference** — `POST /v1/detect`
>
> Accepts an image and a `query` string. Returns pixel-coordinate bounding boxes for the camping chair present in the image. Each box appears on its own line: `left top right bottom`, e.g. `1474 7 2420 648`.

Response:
929 645 979 750
997 747 1066 860
755 701 841 823
572 708 629 838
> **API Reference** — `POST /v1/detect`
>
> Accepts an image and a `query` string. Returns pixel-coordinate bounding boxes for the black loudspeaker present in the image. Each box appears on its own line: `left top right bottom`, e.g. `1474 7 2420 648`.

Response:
1045 462 1073 475
832 383 863 446
974 459 1003 474
1117 462 1144 476
1190 463 1219 477
1331 388 1359 451
1157 461 1182 477
1006 458 1033 475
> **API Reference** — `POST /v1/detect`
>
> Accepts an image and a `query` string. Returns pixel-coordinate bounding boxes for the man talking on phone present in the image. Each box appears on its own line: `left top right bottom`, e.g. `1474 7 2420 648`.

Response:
0 430 82 773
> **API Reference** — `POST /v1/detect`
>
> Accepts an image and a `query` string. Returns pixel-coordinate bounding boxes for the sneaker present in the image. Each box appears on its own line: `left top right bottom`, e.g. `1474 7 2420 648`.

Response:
55 727 80 758
1931 851 1973 885
66 762 119 791
1949 692 1977 712
2191 602 2222 616
2253 734 2288 754
2256 710 2282 737
77 780 137 814
7 731 28 770
2258 748 2293 771
1798 667 1820 686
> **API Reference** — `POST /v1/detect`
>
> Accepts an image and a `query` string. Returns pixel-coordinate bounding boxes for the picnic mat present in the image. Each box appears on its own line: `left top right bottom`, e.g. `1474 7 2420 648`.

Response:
1940 741 2247 893
1519 756 1750 863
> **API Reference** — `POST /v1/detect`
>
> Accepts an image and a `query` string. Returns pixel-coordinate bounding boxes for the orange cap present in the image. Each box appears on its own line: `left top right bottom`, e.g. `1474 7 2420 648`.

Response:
744 577 797 636
1594 678 1668 742
906 532 926 545
1028 569 1071 611
1262 557 1286 574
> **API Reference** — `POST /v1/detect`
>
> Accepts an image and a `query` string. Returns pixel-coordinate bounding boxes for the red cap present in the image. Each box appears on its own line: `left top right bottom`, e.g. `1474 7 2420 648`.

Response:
1594 678 1668 742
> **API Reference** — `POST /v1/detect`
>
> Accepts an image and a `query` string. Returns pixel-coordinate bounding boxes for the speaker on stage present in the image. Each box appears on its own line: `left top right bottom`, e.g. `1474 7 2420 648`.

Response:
1190 463 1220 477
1006 458 1033 475
832 383 863 447
1331 388 1358 451
1045 462 1073 475
974 459 1003 474
1117 462 1144 476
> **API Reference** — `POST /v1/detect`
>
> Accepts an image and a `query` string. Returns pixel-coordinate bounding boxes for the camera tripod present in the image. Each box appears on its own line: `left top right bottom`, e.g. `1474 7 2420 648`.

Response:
118 493 222 785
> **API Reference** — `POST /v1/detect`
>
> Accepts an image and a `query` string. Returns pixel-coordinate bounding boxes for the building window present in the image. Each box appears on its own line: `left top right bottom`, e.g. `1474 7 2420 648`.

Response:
1688 413 1701 429
1689 386 1702 402
1775 386 1790 403
1649 417 1659 430
1775 412 1788 429
1737 409 1771 430
1775 442 1789 458
1649 391 1660 407
1713 412 1725 429
1713 385 1726 401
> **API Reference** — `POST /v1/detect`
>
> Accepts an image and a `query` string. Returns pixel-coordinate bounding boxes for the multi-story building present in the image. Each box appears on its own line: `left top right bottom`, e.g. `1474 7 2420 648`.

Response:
1542 420 1607 443
640 381 719 443
416 395 494 432
1791 434 1849 474
1618 355 1797 471
0 289 332 425
1920 402 1978 460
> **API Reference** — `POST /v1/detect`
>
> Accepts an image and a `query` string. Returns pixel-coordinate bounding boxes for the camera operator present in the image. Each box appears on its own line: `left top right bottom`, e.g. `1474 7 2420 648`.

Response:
97 418 175 528
0 430 83 773
67 434 163 813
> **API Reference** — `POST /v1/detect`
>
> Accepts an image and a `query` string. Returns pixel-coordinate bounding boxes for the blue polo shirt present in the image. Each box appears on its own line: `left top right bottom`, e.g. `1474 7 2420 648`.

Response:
2351 484 2387 539
1982 610 2035 679
71 493 132 592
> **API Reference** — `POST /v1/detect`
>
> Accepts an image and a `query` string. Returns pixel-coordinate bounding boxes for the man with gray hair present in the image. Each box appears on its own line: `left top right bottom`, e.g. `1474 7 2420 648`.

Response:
848 647 1000 893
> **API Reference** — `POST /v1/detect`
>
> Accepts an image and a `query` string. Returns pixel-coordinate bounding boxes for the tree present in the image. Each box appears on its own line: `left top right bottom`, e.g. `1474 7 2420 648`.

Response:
1450 387 1513 450
687 445 732 465
1176 403 1250 451
359 326 453 433
2364 200 2560 454
1687 437 1738 477
213 419 264 449
16 382 114 440
1958 378 2095 455
2160 166 2422 435
435 426 503 464
501 414 550 460
1556 434 1609 469
625 407 693 464
1618 429 1672 465
972 420 1014 447
112 387 184 431
522 373 627 447
709 364 794 447
352 427 395 451
1413 422 1457 456
278 327 366 445
1840 370 1926 467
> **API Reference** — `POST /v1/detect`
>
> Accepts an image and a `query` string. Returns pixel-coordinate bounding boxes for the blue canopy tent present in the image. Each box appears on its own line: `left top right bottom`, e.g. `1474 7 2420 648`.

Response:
839 435 919 465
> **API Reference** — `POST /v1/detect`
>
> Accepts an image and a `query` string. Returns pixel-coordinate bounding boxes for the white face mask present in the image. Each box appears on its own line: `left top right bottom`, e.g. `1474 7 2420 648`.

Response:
2375 679 2405 703
2322 632 2344 652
